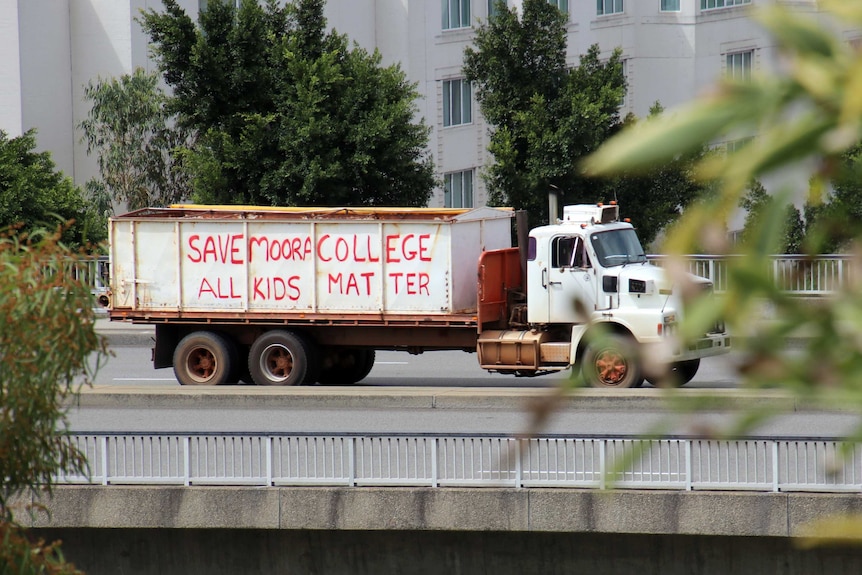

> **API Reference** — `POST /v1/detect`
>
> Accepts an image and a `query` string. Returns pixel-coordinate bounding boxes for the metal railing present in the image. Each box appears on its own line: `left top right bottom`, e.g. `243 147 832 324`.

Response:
648 254 853 295
57 433 862 493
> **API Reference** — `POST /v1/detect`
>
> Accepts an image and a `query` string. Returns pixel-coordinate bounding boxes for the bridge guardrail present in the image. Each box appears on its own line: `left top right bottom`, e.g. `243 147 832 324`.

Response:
57 433 862 494
648 254 852 295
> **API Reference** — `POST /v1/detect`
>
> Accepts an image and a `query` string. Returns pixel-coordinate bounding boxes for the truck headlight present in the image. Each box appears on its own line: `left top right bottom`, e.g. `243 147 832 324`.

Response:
629 278 655 295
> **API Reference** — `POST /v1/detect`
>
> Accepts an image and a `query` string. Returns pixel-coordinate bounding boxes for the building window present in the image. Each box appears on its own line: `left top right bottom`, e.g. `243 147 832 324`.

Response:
597 0 623 15
701 0 750 9
548 0 569 13
726 50 752 81
443 79 472 127
444 170 474 208
661 0 680 11
443 0 471 30
488 0 499 18
726 137 753 154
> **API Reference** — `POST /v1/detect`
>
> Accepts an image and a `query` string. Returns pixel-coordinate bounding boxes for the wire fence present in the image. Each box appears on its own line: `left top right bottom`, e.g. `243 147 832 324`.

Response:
57 433 862 493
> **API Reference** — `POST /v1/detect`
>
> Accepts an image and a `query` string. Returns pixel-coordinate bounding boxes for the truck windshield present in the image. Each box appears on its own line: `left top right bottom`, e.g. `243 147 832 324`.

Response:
590 229 647 268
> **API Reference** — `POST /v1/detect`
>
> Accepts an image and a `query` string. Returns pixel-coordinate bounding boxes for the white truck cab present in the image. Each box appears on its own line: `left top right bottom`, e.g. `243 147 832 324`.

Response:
522 203 730 387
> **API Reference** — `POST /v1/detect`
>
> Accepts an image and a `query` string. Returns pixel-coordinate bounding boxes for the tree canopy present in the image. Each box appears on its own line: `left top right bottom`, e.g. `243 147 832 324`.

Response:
140 0 435 207
0 130 105 249
80 68 191 211
464 1 709 236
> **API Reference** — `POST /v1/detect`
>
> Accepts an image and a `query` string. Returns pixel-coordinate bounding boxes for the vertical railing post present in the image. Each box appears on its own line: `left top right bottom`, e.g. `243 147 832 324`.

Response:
266 437 273 486
515 439 522 490
348 437 356 487
600 440 606 490
773 257 779 291
685 440 692 491
431 438 438 488
183 436 191 486
772 441 779 493
101 436 109 486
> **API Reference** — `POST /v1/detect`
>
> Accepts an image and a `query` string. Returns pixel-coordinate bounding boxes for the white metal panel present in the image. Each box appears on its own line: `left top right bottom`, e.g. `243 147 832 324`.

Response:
314 222 388 312
246 221 315 311
451 215 514 312
109 220 135 309
178 220 247 311
380 222 450 313
131 221 180 309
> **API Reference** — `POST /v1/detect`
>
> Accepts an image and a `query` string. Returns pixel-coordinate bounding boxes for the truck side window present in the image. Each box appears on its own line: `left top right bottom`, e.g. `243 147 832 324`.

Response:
552 236 578 269
573 238 590 269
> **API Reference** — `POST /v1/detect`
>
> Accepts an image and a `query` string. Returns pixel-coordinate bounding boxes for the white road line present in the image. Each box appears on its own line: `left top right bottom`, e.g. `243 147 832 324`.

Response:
375 362 408 365
113 378 177 381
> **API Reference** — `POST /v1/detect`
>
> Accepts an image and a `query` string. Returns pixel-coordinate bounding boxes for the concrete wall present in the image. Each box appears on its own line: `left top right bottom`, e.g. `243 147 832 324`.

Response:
25 484 862 573
18 485 862 536
35 528 862 575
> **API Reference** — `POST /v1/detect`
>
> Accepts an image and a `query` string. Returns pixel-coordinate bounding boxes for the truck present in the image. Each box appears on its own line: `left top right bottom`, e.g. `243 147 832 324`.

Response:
107 202 730 388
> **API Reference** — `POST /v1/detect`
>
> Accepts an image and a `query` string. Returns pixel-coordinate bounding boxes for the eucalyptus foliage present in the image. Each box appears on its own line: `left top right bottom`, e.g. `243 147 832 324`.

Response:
0 232 107 514
0 131 104 250
80 68 191 210
141 0 434 207
0 231 108 573
584 2 862 420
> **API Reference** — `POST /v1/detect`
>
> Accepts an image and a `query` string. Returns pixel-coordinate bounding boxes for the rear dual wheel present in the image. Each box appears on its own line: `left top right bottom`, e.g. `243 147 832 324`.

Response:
317 349 376 385
249 330 316 386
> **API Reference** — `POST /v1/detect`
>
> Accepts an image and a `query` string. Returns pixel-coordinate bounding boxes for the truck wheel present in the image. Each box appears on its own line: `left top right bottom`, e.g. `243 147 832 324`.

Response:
173 332 233 386
582 335 643 388
674 359 700 385
318 349 375 385
355 350 375 383
249 331 311 386
647 358 701 387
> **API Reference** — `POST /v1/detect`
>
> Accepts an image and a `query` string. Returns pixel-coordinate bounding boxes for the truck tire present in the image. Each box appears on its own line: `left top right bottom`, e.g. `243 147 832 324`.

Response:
646 358 700 387
173 331 233 386
582 334 643 388
318 349 376 385
249 330 311 386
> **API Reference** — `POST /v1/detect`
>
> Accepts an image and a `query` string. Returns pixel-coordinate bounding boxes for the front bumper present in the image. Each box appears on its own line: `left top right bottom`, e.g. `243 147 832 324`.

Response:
674 332 731 361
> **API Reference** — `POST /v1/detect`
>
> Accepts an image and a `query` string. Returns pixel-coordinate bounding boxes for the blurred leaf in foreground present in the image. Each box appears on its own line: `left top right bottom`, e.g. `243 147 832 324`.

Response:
584 0 862 545
0 227 109 573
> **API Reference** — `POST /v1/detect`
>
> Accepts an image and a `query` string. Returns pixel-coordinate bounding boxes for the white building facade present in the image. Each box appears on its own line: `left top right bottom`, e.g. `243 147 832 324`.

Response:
1 0 856 227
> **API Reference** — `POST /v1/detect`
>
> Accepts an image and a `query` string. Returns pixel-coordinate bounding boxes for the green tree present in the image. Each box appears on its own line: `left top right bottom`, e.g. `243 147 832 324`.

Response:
796 143 862 253
738 180 805 254
80 68 191 211
463 0 626 228
0 130 105 249
140 0 434 207
0 231 108 574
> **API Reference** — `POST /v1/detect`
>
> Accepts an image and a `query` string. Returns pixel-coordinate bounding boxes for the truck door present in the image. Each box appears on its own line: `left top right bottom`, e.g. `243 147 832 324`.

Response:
547 235 597 324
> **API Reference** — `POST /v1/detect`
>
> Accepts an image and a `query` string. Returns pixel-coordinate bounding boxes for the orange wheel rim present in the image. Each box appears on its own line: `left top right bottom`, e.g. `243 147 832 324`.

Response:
595 350 627 385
